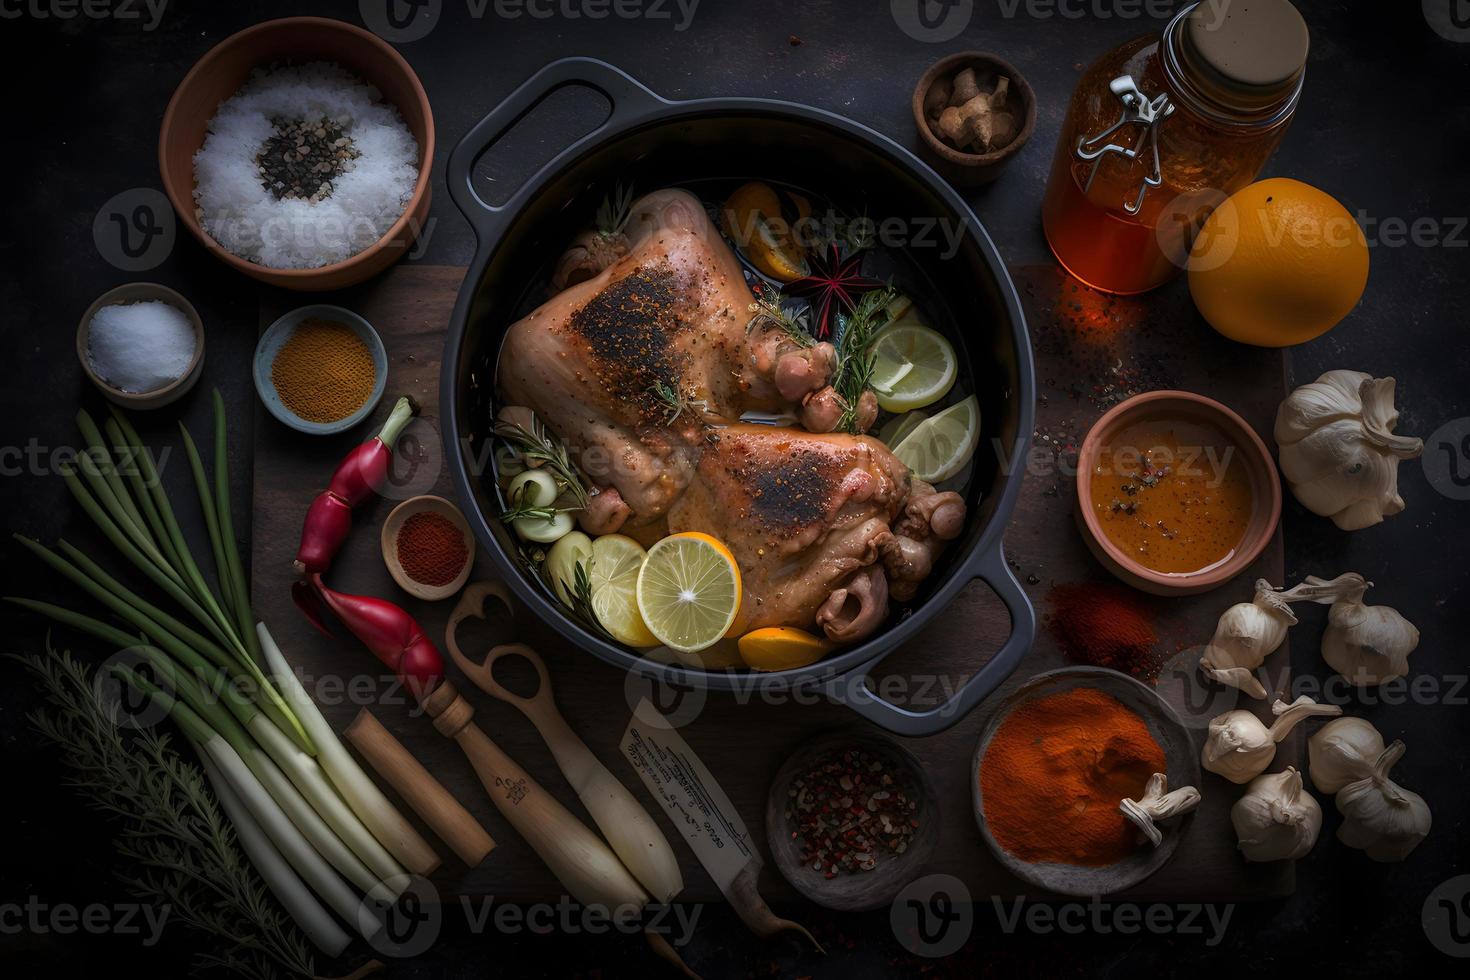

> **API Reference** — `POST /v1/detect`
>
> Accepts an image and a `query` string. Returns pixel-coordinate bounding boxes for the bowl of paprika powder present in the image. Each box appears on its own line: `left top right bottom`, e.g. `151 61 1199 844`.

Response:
972 666 1199 897
381 495 475 601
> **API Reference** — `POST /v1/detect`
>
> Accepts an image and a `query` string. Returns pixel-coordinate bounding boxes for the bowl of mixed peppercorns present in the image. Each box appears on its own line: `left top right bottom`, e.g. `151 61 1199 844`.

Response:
765 728 938 912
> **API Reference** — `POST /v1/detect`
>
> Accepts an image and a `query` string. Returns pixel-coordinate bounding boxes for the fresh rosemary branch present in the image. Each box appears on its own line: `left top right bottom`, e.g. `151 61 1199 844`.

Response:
16 646 316 980
596 183 635 239
746 292 814 349
648 378 711 426
832 285 898 434
569 559 617 643
493 416 590 509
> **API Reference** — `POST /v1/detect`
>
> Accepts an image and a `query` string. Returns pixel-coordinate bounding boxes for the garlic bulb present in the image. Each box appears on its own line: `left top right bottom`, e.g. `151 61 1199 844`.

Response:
1230 767 1322 862
1308 717 1430 861
1274 370 1423 530
1335 741 1431 862
1294 573 1419 685
1119 773 1201 847
1198 579 1299 699
1203 696 1343 784
1308 716 1386 793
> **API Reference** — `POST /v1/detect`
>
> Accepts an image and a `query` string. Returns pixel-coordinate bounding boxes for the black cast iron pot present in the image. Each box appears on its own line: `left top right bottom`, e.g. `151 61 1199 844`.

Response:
442 58 1035 736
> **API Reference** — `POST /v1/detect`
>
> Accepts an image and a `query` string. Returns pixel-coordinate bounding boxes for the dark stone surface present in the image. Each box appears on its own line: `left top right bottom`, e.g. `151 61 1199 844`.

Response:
1 1 1466 976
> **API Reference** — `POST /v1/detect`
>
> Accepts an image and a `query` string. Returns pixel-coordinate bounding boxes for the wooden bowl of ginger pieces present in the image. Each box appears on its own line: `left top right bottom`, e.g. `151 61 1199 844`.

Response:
913 52 1036 187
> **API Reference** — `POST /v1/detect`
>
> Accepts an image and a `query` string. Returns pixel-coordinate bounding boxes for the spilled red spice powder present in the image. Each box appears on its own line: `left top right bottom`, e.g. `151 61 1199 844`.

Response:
1046 581 1164 680
396 511 468 587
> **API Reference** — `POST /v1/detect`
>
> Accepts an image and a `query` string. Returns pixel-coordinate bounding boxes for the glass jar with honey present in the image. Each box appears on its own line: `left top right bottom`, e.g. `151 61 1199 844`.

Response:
1042 0 1310 295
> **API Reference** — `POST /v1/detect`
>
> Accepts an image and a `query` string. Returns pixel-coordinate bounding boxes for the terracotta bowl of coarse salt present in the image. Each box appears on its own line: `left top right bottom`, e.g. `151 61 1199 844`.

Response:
159 17 434 291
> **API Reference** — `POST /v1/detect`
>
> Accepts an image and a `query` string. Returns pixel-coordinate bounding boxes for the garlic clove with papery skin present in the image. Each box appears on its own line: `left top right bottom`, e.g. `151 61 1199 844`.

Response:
1203 696 1343 784
1334 740 1431 862
1231 767 1322 862
1274 371 1423 531
1119 773 1202 847
1198 579 1299 700
1308 716 1387 794
1292 573 1419 686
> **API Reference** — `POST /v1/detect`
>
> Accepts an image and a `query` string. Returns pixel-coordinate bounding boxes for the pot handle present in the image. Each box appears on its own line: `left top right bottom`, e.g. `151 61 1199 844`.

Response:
822 544 1035 737
447 57 669 239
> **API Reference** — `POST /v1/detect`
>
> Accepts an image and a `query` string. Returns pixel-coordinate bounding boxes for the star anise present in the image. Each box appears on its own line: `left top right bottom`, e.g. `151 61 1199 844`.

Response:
783 243 886 340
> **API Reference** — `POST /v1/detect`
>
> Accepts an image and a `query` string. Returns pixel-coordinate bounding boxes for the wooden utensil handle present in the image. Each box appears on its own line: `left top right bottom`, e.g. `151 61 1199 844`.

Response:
421 681 648 911
343 709 496 868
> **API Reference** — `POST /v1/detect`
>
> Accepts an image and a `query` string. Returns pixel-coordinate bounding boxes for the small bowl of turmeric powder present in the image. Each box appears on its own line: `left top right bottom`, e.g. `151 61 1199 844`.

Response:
255 304 387 434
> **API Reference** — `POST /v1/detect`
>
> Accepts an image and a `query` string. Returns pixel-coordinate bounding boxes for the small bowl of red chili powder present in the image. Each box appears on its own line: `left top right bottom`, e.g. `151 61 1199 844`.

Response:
381 495 475 600
972 666 1199 897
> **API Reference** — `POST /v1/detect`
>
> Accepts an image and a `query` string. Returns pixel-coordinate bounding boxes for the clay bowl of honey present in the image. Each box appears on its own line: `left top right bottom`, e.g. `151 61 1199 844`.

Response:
1076 391 1280 596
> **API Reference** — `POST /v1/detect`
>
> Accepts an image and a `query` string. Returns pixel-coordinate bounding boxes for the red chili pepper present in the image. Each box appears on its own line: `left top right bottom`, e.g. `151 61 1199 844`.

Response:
292 573 444 703
294 396 419 575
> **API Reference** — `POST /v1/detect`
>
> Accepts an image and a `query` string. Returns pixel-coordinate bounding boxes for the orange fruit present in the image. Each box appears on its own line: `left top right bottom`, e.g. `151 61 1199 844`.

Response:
721 181 810 283
737 627 834 672
1188 178 1368 348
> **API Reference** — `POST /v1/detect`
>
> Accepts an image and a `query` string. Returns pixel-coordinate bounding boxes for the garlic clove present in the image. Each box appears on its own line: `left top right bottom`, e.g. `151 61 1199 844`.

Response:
1307 717 1385 794
1274 371 1422 531
1331 738 1431 862
1231 767 1322 862
1120 773 1202 848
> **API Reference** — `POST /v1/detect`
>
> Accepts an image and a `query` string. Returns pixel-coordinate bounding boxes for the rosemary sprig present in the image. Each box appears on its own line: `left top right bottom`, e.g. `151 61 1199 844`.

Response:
16 645 316 980
512 544 616 643
493 415 590 509
746 291 814 349
832 285 898 434
569 560 617 643
649 378 711 426
596 183 635 239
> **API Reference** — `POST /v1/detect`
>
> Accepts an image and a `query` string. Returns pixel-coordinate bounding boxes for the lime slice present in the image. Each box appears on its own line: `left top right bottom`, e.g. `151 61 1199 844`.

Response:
589 534 660 648
869 322 958 412
892 395 980 483
877 409 928 448
636 532 742 653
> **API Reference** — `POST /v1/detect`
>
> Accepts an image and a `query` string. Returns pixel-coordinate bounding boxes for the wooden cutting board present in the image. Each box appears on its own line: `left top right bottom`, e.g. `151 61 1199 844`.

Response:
254 262 1295 902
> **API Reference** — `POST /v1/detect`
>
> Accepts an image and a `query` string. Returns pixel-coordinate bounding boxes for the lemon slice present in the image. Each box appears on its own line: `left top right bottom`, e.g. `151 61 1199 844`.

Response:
636 532 742 653
870 322 958 412
877 409 928 448
738 627 834 672
892 395 980 483
588 534 659 648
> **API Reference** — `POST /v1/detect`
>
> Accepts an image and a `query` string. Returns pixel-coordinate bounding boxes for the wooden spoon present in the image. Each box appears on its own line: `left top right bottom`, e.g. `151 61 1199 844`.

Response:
446 582 684 903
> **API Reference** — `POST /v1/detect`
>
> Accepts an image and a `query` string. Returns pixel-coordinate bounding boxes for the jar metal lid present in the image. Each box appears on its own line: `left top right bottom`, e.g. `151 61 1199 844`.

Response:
1179 0 1309 113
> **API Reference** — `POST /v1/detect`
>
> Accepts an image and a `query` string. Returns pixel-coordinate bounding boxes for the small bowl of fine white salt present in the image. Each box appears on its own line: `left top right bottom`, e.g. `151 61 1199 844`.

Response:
76 283 205 409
